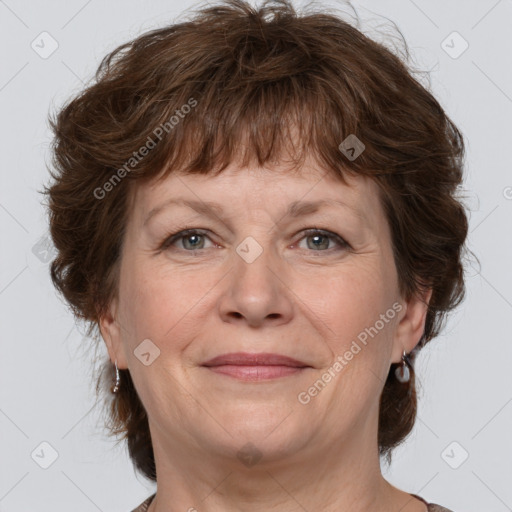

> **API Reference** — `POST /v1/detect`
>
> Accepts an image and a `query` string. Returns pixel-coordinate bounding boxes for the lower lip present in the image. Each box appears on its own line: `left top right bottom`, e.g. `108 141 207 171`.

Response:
203 365 308 381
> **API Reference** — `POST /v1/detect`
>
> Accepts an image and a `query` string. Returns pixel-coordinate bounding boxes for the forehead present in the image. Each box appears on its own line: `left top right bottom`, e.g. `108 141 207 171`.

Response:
131 162 382 222
140 160 378 202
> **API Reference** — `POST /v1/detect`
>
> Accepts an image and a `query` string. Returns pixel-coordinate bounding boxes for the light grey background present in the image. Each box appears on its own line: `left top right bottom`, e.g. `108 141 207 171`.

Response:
0 0 511 511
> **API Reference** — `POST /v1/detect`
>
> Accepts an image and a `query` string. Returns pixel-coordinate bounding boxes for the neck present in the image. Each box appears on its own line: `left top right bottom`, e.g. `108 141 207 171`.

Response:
145 413 413 512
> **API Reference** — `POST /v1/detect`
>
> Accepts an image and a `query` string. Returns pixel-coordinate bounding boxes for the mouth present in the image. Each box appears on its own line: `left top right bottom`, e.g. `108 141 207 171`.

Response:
201 352 312 381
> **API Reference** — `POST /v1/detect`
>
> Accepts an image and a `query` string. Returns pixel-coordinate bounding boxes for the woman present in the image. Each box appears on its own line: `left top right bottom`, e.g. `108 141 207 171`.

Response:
43 0 468 510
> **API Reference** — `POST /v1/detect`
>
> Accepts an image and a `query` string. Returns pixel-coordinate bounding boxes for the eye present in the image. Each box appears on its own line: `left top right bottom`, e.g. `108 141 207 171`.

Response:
160 227 350 253
161 229 214 251
295 228 350 252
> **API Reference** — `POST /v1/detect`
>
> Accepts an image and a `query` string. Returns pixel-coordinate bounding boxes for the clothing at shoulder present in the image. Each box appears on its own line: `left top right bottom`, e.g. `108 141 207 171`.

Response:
130 494 455 512
131 493 156 512
413 492 455 512
428 505 455 512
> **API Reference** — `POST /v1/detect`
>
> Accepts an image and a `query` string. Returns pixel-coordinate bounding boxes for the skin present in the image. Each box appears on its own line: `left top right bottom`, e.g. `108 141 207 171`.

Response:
100 157 431 512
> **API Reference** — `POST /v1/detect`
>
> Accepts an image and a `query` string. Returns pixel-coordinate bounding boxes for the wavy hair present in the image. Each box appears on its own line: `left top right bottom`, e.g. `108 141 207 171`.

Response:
43 0 469 480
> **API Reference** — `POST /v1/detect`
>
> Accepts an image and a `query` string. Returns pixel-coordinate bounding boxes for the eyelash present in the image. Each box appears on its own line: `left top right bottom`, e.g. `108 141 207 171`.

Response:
159 227 351 253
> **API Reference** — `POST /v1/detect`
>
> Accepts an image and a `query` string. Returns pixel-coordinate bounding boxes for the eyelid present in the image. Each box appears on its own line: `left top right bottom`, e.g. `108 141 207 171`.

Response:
294 227 351 251
160 228 213 250
160 227 351 252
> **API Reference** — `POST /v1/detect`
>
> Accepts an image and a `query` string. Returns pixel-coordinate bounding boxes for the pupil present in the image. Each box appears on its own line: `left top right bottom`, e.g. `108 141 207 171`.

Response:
186 234 201 248
311 234 327 250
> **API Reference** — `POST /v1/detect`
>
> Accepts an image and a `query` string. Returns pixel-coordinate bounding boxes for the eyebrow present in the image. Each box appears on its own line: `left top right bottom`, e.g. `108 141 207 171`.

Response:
143 197 364 228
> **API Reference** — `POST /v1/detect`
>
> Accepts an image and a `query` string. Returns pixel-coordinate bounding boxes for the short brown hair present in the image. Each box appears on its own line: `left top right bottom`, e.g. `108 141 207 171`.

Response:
43 0 468 480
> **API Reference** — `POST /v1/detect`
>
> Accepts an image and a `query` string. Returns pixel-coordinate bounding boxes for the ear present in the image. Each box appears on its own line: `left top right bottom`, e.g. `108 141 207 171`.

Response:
391 287 433 363
98 298 129 369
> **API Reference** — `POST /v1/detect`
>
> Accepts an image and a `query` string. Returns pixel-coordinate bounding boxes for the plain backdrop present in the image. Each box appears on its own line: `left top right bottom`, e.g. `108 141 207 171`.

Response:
0 0 511 511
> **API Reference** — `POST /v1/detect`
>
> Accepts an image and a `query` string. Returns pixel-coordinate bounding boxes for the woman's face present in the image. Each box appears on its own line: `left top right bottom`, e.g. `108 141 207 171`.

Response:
101 160 427 467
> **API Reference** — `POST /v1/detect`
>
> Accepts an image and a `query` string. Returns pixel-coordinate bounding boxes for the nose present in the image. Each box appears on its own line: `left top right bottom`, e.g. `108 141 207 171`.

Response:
217 239 294 328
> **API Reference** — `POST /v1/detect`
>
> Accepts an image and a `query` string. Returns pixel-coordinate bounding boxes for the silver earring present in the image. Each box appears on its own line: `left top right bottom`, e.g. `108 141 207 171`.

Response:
394 350 410 383
111 359 120 394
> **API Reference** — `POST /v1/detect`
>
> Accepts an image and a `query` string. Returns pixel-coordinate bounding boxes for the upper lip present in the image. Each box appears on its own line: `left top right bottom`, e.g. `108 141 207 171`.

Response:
202 352 311 368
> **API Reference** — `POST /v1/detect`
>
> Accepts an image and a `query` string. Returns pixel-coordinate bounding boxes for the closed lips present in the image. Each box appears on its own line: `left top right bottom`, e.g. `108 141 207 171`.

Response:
201 352 310 367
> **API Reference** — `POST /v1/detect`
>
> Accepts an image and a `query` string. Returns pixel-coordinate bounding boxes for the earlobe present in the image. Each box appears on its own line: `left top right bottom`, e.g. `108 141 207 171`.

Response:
98 300 128 369
392 287 433 363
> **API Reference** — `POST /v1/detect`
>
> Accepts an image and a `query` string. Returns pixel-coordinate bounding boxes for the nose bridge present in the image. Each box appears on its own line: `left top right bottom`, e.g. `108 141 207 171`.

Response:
232 232 277 294
219 230 293 326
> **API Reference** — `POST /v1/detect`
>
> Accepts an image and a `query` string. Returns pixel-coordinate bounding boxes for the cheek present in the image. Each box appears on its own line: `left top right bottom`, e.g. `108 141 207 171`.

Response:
296 259 399 380
303 264 391 332
117 258 216 348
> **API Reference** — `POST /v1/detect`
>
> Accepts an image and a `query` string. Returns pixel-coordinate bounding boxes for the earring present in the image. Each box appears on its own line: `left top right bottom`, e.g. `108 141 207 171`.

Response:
111 359 120 394
394 350 410 383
